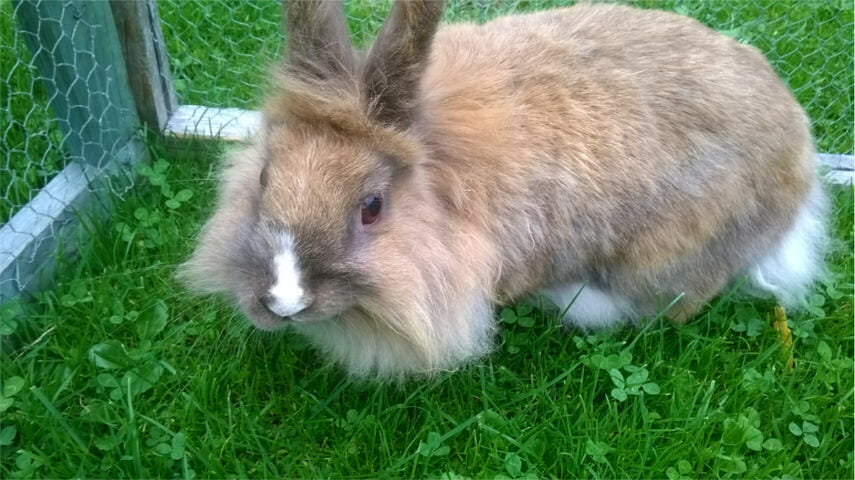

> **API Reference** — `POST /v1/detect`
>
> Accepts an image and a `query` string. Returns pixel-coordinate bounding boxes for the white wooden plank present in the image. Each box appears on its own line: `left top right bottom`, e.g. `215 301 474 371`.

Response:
818 153 854 171
823 169 853 185
164 105 262 142
0 138 144 301
163 105 853 185
0 163 92 265
0 163 95 300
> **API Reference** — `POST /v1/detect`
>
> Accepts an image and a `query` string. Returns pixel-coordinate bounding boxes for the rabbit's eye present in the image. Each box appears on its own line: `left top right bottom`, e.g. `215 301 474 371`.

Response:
259 165 270 188
361 194 382 225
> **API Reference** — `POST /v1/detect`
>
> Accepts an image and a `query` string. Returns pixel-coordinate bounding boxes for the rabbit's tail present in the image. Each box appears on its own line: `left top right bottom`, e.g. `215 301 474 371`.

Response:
747 181 829 309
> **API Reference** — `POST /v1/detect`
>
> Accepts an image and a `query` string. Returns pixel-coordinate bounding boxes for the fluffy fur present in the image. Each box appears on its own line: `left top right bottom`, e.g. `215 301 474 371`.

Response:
747 182 829 308
180 1 827 379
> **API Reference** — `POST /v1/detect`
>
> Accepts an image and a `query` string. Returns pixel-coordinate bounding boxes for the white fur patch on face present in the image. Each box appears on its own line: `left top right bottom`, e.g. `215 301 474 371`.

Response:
267 233 308 317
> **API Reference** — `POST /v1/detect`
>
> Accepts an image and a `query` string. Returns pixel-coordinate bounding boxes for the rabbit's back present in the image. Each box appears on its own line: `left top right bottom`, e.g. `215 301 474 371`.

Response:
420 4 817 314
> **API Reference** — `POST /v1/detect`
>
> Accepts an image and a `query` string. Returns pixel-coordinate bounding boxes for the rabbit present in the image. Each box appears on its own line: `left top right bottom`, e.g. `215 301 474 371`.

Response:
180 0 828 379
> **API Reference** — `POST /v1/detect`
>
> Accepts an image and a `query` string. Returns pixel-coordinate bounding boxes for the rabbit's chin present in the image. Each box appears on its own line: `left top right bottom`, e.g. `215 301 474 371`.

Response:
290 291 496 380
244 304 354 332
239 294 347 332
238 298 290 332
248 316 290 332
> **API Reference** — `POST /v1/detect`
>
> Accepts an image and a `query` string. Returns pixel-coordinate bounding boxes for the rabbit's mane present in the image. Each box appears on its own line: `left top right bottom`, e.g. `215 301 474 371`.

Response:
266 68 371 134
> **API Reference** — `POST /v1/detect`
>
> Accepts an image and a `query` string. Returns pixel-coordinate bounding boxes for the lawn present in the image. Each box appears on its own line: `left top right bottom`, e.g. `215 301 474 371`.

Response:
1 0 853 478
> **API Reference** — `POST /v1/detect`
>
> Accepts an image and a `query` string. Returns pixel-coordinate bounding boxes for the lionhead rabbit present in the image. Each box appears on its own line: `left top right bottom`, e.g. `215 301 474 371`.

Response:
181 1 827 378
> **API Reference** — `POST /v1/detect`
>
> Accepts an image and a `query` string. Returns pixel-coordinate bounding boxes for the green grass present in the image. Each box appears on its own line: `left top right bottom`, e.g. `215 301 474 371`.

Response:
1 0 854 478
0 137 852 477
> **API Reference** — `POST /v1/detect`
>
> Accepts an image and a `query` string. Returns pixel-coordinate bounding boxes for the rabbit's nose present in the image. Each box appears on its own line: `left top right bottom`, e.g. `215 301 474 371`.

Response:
265 234 311 318
260 292 309 318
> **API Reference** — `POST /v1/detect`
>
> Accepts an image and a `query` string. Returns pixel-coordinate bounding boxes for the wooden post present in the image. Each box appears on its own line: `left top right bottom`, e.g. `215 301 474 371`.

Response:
111 0 177 130
2 0 146 301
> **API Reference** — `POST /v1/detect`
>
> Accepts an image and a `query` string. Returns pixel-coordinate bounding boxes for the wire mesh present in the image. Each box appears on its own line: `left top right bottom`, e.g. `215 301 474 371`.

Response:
2 1 140 223
157 0 853 154
1 1 66 225
1 0 141 298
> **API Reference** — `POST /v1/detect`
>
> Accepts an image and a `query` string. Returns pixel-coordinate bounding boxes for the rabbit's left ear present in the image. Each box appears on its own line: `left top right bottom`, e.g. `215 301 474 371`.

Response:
283 0 355 80
363 0 446 126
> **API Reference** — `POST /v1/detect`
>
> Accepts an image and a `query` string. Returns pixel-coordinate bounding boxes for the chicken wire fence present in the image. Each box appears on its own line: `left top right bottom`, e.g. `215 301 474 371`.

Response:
2 1 141 223
1 0 853 299
158 0 854 153
1 0 149 300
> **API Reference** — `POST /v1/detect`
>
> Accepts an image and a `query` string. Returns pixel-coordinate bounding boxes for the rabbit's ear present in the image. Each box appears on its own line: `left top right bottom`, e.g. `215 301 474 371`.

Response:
363 0 445 125
283 0 355 80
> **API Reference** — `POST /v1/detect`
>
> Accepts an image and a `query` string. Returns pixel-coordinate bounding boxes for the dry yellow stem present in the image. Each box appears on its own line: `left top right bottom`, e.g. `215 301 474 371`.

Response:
772 305 794 371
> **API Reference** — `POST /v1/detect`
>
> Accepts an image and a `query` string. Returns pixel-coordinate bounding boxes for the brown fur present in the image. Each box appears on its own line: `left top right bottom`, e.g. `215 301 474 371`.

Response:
181 2 821 378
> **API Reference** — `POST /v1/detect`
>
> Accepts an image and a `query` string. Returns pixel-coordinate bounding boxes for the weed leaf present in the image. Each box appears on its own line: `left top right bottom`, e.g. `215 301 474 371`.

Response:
0 425 16 446
763 438 783 451
171 432 186 460
137 300 168 340
585 440 614 463
504 452 522 477
2 376 25 397
89 340 131 370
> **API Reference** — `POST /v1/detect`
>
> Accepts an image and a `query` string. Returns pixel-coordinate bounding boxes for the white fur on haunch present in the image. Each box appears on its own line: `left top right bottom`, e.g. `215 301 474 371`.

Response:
748 183 828 308
541 283 635 329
